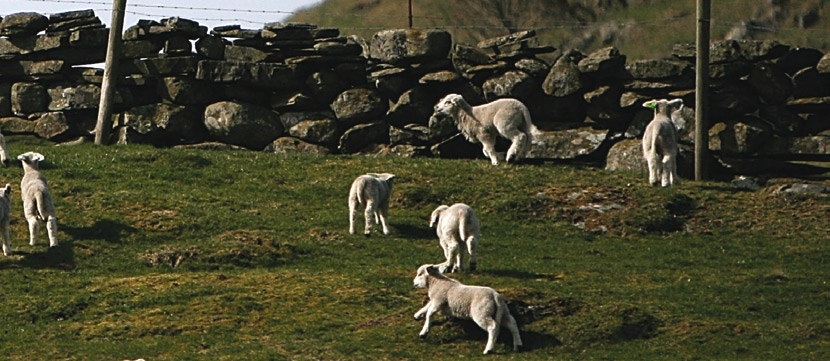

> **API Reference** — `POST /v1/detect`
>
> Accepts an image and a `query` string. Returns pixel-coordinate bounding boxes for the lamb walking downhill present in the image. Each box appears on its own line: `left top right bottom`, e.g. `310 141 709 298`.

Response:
18 152 59 247
348 173 395 236
429 203 480 273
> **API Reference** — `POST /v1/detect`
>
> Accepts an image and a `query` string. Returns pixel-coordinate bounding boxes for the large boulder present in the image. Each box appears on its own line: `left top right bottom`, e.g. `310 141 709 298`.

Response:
527 127 610 160
204 101 283 150
158 77 217 105
578 47 626 80
279 111 340 145
482 70 538 101
330 88 387 127
604 138 646 174
338 122 389 154
122 103 207 144
47 83 102 111
543 52 585 97
265 137 331 155
711 115 773 156
761 134 830 156
385 86 444 127
0 12 49 37
34 111 71 140
11 82 47 116
746 62 793 105
369 29 451 65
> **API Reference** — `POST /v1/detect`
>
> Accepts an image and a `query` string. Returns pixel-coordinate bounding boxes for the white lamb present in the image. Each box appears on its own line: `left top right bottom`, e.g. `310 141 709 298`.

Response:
429 93 542 165
348 173 395 236
0 184 12 256
18 152 59 247
430 203 480 273
642 98 683 187
413 264 523 354
0 131 10 167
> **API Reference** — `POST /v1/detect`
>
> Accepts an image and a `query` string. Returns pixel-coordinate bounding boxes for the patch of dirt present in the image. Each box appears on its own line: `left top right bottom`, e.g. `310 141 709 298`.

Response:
140 230 301 269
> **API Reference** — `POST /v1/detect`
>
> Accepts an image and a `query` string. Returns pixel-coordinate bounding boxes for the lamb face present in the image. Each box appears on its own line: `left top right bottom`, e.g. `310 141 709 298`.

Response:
429 94 461 125
413 264 432 289
17 151 44 169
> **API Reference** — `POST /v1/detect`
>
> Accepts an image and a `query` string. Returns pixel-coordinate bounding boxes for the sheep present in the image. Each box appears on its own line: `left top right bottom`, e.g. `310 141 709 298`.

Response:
429 93 542 165
0 131 10 167
642 98 683 187
0 184 12 256
429 203 480 273
413 264 523 354
348 173 395 236
18 152 59 247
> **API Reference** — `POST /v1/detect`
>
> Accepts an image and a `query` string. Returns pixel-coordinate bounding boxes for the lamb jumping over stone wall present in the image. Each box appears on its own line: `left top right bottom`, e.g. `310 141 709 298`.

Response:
413 264 523 354
429 94 542 165
348 173 395 236
642 99 683 187
18 152 59 247
429 203 480 273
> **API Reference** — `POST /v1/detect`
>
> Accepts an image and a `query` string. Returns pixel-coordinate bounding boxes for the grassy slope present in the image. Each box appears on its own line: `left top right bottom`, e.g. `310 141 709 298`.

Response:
289 0 830 59
0 135 827 359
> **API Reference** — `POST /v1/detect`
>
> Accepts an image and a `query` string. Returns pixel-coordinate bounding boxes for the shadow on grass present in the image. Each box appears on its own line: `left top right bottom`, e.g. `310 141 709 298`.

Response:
450 319 562 352
16 243 76 270
62 219 138 243
485 268 559 281
393 223 434 240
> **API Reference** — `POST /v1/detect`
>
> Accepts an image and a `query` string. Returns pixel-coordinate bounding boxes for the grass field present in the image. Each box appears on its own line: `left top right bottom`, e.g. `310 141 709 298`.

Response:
0 135 827 360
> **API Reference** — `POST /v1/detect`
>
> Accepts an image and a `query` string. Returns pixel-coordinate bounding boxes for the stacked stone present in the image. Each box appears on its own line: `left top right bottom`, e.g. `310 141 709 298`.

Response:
3 8 830 177
0 10 109 141
117 18 368 150
606 39 830 175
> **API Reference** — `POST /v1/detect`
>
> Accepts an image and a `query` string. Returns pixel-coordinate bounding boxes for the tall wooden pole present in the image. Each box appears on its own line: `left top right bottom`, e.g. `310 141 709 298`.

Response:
95 0 127 145
695 0 710 180
408 0 413 28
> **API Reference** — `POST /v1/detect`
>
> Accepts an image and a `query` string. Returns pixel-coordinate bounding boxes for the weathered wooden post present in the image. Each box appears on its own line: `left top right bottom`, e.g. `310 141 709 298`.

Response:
695 0 710 180
94 0 127 145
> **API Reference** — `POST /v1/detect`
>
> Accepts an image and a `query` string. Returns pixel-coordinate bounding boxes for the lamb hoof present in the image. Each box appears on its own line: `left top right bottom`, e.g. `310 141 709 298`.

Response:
419 333 428 339
364 232 371 237
469 263 477 271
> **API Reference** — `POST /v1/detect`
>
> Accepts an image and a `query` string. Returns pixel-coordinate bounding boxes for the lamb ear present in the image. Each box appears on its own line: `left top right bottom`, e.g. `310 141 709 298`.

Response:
670 99 684 111
426 265 441 276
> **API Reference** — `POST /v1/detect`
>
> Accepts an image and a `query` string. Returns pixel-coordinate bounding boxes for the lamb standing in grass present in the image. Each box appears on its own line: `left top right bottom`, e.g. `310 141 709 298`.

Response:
430 203 480 273
348 173 395 236
429 93 542 165
0 184 12 256
0 131 10 167
18 152 59 247
642 98 683 187
413 264 523 354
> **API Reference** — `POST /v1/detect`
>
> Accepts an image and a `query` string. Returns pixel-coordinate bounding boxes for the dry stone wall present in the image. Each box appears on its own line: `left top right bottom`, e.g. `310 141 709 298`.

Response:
2 9 830 176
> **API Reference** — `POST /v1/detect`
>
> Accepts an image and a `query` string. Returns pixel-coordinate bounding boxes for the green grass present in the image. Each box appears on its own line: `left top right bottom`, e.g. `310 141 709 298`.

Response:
0 135 828 360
